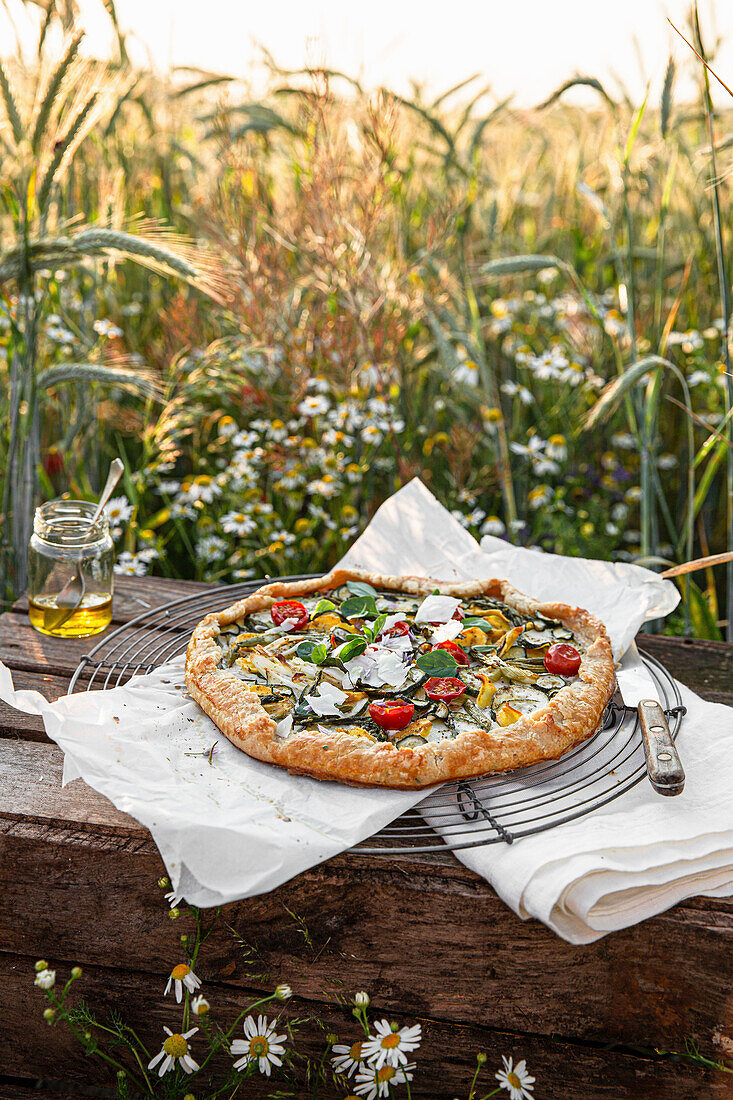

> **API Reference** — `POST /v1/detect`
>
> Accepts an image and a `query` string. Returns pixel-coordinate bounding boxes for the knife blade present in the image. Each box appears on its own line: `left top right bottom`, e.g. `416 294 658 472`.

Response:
615 643 685 797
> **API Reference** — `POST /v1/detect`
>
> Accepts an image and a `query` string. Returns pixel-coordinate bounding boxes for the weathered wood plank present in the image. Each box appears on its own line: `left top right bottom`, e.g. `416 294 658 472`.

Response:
0 670 72 742
1 954 728 1098
2 793 733 1056
637 635 733 704
12 573 211 622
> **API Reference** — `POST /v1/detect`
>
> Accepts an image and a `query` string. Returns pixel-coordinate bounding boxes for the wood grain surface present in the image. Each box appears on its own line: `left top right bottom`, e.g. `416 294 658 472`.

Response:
2 574 732 1098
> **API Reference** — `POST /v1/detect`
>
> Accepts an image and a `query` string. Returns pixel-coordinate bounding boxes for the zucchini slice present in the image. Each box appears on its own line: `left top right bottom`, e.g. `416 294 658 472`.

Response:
492 685 548 715
396 734 428 749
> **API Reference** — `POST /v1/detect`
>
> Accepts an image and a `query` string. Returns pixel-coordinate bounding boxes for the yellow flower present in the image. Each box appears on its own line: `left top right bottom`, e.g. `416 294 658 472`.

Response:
483 407 503 423
548 434 566 447
580 522 594 537
342 505 358 520
294 518 310 533
193 475 212 486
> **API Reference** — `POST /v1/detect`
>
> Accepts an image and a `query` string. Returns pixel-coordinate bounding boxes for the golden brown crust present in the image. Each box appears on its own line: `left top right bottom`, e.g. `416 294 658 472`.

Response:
185 568 616 788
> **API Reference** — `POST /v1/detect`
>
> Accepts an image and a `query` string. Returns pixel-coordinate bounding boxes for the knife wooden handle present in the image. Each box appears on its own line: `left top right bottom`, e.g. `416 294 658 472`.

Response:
637 700 685 796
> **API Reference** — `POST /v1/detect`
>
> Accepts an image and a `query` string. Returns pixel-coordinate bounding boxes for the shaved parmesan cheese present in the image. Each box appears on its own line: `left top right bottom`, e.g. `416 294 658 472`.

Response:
306 682 348 716
430 619 464 644
279 617 300 633
346 645 409 689
274 715 293 739
414 594 461 624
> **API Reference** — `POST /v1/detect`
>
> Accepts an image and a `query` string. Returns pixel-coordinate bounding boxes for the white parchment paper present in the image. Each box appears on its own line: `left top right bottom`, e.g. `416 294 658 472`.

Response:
3 477 730 942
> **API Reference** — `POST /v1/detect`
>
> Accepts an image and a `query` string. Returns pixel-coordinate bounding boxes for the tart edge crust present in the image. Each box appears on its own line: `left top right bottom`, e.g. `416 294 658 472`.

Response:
184 567 616 789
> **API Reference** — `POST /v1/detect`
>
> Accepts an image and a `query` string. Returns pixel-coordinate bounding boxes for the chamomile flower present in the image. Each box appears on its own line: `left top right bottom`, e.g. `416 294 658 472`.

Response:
182 475 222 503
165 963 201 1002
148 1027 199 1077
354 1061 415 1098
361 1019 421 1069
274 984 292 1000
495 1055 535 1099
113 551 149 576
221 511 257 536
354 991 370 1007
298 394 331 417
481 516 506 537
105 496 134 524
331 1039 365 1077
93 318 123 338
230 1014 287 1076
34 968 56 990
191 995 210 1016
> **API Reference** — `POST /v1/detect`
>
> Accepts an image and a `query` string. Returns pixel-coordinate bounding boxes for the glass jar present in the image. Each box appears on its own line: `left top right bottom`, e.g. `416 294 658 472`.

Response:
28 500 114 637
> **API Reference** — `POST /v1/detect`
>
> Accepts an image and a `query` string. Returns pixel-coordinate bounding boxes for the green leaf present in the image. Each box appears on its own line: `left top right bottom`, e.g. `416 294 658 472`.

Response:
345 580 378 598
416 651 458 678
313 599 336 616
340 595 378 619
461 617 494 632
481 254 561 278
296 639 321 662
337 637 368 664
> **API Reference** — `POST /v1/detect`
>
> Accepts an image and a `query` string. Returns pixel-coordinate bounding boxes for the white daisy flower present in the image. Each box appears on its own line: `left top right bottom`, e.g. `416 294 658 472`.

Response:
361 1019 421 1069
34 968 56 990
93 318 123 338
148 1026 199 1077
297 394 330 417
274 984 292 1000
354 991 370 1007
221 511 257 536
164 963 201 1002
105 495 133 524
480 516 506 537
230 1014 287 1076
165 889 183 908
495 1055 535 1099
191 995 210 1016
113 551 149 576
331 1038 365 1077
354 1061 415 1098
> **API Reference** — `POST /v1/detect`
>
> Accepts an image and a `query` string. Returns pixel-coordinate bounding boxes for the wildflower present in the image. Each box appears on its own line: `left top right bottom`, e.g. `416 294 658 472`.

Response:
481 516 506 537
528 485 552 509
183 475 222 504
165 963 201 1003
34 969 56 990
361 425 384 445
546 434 567 461
114 551 149 576
105 496 134 524
501 380 533 405
148 1027 199 1077
657 453 678 469
454 359 480 386
610 432 637 450
354 991 370 1007
275 984 292 1000
218 415 238 438
195 536 228 563
308 477 339 498
93 318 123 338
191 995 210 1016
354 1061 415 1098
298 394 331 417
688 369 710 387
307 375 331 393
221 511 257 536
230 1014 287 1076
331 1039 365 1077
361 1019 422 1069
158 480 181 495
611 502 628 521
165 889 183 908
510 435 545 460
495 1054 535 1099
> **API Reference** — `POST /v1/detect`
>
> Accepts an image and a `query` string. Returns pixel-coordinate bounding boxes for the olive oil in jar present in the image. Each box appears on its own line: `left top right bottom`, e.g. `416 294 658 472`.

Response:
28 500 114 639
28 592 113 638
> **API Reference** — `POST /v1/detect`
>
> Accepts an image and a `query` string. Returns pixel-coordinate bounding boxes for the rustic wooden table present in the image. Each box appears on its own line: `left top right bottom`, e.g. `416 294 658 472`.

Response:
2 575 733 1099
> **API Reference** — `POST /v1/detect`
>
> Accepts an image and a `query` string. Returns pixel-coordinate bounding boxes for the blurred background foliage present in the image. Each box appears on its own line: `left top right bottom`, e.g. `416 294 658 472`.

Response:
1 0 732 638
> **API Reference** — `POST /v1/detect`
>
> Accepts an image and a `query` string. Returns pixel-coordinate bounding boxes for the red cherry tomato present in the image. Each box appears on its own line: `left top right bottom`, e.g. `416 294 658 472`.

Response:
271 600 309 630
384 619 411 637
368 701 415 730
544 642 581 677
431 639 470 666
424 677 466 703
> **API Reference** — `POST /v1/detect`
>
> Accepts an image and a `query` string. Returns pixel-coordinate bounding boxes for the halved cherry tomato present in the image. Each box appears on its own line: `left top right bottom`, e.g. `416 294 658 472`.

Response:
544 642 581 677
383 620 411 638
424 677 466 703
431 639 470 666
369 701 415 730
271 600 309 630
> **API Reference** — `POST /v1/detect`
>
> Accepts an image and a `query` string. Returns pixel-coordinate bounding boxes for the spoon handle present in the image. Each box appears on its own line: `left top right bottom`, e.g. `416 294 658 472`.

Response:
92 459 125 525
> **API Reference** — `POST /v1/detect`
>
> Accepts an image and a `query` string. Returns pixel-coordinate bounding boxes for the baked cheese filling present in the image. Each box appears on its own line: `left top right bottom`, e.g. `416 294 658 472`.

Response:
213 581 586 749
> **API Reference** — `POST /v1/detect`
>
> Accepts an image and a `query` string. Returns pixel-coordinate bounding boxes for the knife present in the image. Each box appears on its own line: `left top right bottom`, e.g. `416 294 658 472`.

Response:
615 643 685 797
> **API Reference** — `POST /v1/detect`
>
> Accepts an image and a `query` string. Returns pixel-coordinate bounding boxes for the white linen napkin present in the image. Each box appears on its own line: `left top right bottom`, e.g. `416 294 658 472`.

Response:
340 478 733 943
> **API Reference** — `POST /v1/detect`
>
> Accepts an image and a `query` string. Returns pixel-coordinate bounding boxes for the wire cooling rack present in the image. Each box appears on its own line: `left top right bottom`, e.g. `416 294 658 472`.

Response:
67 574 685 856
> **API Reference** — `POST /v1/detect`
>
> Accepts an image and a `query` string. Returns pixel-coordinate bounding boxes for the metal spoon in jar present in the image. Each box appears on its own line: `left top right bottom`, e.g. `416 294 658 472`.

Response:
50 459 124 625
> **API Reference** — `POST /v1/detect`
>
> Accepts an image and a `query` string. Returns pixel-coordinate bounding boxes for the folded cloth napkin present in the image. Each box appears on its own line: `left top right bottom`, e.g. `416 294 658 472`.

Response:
341 478 733 943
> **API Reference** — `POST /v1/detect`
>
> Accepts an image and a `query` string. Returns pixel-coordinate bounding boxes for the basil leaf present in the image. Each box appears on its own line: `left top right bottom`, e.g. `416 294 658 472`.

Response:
461 617 494 632
338 636 368 664
313 599 336 616
340 595 378 619
416 650 458 677
296 639 327 664
346 580 378 598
